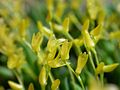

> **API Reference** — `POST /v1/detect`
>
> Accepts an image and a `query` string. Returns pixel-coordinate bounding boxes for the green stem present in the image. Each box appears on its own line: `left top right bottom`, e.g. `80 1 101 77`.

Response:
100 73 104 87
41 85 45 90
49 71 54 83
67 67 76 90
87 50 95 71
91 49 99 65
69 68 75 82
14 70 25 90
66 62 85 90
23 65 37 80
92 49 104 86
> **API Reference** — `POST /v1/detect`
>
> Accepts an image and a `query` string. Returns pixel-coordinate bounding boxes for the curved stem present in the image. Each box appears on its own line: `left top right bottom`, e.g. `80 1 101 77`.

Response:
100 73 104 87
41 85 45 90
91 49 99 65
49 71 54 83
66 62 85 90
92 49 104 86
67 67 76 90
87 50 95 71
14 70 25 90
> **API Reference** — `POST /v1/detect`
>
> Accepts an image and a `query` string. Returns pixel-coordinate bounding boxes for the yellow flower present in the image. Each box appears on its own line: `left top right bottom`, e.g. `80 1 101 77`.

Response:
39 66 47 86
71 0 80 10
95 62 104 75
95 62 119 75
62 17 70 33
31 32 43 53
46 0 53 11
90 24 102 43
110 31 120 39
55 0 65 19
87 0 99 20
7 48 25 69
60 40 72 60
8 81 23 90
82 19 95 50
47 36 58 53
75 52 88 75
37 21 53 38
19 19 29 39
51 79 60 90
48 58 65 68
103 63 119 73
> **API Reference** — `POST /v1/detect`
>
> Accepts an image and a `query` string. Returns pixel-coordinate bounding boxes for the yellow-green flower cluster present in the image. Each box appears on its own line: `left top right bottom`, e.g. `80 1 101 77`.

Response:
0 0 120 90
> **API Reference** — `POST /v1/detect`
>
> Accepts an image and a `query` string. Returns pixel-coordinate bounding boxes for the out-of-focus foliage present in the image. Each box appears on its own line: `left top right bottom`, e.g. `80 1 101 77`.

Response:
0 0 120 90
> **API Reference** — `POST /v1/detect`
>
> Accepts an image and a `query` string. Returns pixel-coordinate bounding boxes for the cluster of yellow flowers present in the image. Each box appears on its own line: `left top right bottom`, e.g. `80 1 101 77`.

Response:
0 0 120 90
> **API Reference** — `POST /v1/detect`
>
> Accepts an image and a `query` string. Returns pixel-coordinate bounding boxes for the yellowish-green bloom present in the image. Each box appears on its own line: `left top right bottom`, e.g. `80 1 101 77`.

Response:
37 21 53 37
95 62 104 75
31 32 43 53
48 58 65 68
7 48 25 69
51 79 60 90
95 62 119 75
75 52 88 75
71 0 80 10
62 17 70 33
60 40 72 60
19 19 29 39
90 24 102 43
103 63 119 73
8 81 23 90
87 0 99 20
55 0 65 19
110 31 120 39
82 19 95 50
47 36 58 53
39 66 47 86
46 0 53 11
